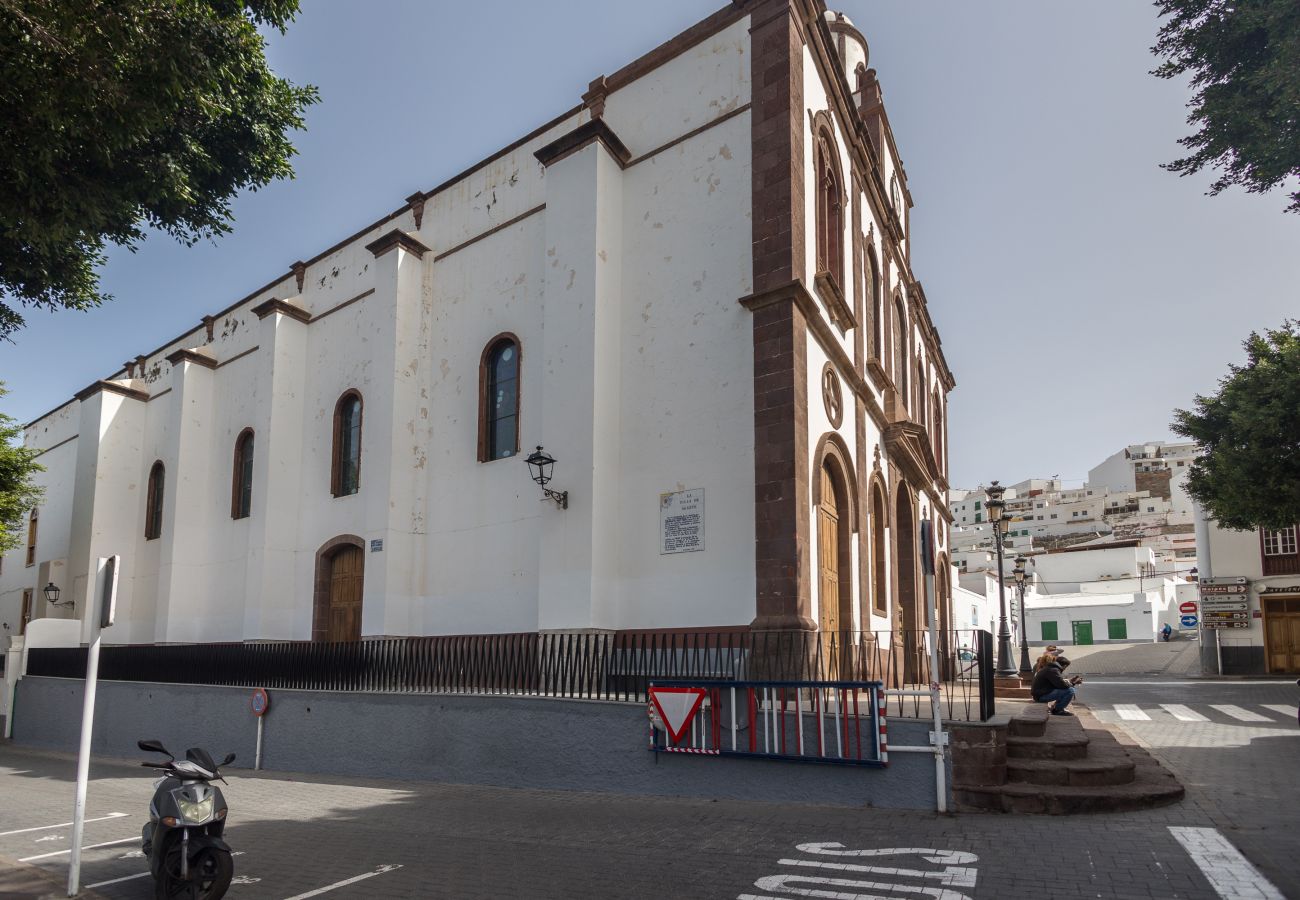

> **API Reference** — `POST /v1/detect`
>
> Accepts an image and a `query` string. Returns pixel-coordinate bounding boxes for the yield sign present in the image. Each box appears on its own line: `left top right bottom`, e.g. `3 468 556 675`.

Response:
649 686 706 745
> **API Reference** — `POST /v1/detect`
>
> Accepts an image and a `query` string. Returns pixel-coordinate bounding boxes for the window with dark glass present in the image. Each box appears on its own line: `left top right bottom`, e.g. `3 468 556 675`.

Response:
867 252 882 359
232 429 254 519
332 392 362 497
894 297 908 408
480 337 520 462
145 462 164 540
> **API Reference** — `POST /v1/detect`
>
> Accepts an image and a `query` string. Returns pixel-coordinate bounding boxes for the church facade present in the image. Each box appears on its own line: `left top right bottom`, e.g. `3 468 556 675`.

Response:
2 1 955 648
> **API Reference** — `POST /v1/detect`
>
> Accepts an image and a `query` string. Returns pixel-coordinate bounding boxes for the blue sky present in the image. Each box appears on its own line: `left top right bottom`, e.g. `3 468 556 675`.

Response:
2 1 1296 488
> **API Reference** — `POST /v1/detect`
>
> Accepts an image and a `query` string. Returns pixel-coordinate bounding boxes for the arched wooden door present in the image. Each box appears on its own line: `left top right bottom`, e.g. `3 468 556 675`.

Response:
314 538 364 642
817 461 853 679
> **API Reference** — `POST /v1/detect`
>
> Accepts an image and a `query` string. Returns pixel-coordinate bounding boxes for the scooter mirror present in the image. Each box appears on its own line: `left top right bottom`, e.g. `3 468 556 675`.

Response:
138 739 170 755
220 753 236 766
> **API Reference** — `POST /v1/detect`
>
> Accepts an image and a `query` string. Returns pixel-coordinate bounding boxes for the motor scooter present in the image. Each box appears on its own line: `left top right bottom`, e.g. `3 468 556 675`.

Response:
138 739 236 900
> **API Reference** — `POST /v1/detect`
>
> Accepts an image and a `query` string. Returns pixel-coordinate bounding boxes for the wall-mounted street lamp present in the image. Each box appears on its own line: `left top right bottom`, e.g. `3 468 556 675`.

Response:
44 581 73 609
525 446 568 510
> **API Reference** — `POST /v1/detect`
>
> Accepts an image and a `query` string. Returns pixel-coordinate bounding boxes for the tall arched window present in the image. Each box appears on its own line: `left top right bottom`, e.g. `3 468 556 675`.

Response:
932 389 944 468
332 391 363 497
145 462 165 540
894 296 908 408
915 358 927 424
871 483 888 616
867 250 882 360
25 507 38 566
479 334 521 462
815 130 844 288
232 429 254 519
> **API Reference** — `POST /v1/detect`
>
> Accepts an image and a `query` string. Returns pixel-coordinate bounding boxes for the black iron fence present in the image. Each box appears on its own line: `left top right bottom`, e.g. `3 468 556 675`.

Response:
26 628 995 721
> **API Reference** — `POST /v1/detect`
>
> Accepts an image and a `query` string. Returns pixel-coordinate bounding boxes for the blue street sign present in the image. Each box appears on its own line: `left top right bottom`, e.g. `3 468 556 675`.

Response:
1180 615 1198 628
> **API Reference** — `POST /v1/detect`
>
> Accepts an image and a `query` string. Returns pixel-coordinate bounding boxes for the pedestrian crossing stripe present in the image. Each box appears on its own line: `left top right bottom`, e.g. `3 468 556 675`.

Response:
1209 704 1272 722
1101 703 1296 723
1159 704 1208 722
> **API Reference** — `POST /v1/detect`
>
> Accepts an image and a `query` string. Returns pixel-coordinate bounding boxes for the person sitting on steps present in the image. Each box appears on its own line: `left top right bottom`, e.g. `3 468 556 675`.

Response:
1031 654 1083 716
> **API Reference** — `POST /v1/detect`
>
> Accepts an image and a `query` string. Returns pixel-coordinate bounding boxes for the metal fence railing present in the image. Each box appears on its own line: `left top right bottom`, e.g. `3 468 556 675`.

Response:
25 628 995 721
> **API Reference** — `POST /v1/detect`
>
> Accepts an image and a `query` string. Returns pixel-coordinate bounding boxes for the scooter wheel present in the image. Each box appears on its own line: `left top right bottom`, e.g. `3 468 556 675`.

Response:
154 845 234 900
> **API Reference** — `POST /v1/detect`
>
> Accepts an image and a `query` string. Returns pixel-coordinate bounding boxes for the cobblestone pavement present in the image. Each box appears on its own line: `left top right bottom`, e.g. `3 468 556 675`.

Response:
0 735 1289 900
1085 678 1300 899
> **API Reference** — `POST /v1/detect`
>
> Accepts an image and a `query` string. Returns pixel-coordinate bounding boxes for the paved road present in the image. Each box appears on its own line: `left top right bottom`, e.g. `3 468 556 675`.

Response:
0 730 1292 900
1084 677 1300 899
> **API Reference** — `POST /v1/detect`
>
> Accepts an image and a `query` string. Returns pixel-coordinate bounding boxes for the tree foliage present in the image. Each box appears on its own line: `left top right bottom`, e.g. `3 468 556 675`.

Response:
1173 321 1300 531
0 0 318 338
0 385 43 553
1151 0 1300 213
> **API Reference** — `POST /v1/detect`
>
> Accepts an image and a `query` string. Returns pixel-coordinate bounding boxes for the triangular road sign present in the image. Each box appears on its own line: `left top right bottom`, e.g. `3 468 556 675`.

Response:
649 686 707 745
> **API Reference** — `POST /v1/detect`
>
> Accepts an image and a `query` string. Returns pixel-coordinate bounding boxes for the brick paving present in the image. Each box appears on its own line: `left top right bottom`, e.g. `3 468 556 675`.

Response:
0 735 1283 900
1086 680 1300 899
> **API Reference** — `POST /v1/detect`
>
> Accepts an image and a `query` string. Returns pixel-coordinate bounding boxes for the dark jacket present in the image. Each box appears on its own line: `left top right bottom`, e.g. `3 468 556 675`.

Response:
1031 661 1071 701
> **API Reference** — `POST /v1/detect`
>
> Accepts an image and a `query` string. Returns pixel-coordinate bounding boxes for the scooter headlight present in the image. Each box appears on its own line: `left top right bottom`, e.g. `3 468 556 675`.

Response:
174 793 215 825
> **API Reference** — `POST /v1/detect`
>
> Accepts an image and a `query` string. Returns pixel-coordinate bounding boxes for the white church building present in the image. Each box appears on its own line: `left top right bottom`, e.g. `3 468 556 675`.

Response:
2 0 956 650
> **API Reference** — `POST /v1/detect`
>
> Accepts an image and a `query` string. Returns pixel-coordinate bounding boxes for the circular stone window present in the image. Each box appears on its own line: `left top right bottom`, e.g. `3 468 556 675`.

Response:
822 363 844 429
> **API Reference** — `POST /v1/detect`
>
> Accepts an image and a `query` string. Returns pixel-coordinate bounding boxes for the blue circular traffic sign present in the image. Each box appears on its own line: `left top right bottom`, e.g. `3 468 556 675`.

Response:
251 687 270 717
1180 615 1198 628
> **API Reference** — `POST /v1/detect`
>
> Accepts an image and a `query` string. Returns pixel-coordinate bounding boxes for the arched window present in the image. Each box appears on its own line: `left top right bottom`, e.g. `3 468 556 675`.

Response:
867 250 882 360
915 358 926 424
871 483 888 616
232 429 254 519
932 389 944 468
894 296 908 408
25 507 38 566
815 130 844 288
332 391 363 497
479 334 521 462
145 462 165 540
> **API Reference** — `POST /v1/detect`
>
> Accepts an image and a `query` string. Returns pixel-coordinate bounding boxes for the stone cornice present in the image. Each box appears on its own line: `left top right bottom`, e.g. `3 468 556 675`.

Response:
163 348 218 369
364 229 431 259
250 297 311 323
534 118 631 169
74 379 149 404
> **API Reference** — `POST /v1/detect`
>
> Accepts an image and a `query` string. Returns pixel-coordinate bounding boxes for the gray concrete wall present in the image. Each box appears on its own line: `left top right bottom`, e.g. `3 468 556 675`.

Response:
12 677 946 810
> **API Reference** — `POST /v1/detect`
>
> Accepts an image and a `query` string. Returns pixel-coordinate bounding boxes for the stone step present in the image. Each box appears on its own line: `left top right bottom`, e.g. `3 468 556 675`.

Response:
954 776 1184 815
1006 732 1089 760
1006 756 1137 787
1008 704 1049 737
994 685 1033 699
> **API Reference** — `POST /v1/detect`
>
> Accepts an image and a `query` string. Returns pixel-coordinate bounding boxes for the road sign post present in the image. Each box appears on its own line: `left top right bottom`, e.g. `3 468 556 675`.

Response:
68 555 118 897
251 688 271 770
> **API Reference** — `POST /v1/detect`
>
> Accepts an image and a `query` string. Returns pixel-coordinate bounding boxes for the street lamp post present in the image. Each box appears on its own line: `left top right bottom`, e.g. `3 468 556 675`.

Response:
985 481 1016 677
1014 555 1032 675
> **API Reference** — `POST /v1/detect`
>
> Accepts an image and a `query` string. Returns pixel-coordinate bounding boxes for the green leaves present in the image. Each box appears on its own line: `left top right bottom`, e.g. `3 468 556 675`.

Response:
1152 0 1300 213
0 385 43 553
1173 321 1300 531
0 0 319 339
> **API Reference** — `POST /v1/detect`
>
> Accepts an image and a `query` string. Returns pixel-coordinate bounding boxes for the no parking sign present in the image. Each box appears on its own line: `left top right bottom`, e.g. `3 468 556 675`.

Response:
251 687 270 717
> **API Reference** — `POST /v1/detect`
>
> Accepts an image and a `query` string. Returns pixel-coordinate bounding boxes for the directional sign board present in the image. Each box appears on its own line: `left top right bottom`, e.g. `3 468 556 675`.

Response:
1201 599 1248 612
648 686 707 745
1200 584 1247 595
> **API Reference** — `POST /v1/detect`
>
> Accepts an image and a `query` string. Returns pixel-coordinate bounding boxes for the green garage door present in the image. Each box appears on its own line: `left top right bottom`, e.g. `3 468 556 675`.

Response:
1072 621 1093 645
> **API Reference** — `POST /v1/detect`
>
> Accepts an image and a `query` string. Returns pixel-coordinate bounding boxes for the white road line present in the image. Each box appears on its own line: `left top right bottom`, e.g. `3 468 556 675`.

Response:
86 872 151 889
1211 704 1272 723
1160 704 1209 722
1169 826 1283 900
281 864 403 900
1115 704 1151 721
0 813 128 837
1260 704 1297 719
19 836 136 862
